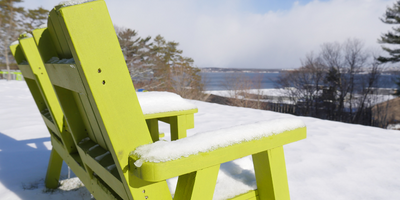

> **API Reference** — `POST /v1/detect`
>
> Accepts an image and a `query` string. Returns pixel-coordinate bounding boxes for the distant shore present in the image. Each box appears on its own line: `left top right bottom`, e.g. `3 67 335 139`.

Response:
200 67 400 75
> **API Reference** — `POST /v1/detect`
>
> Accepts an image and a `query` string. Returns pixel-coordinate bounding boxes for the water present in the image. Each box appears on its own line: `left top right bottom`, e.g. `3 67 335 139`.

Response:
201 72 280 90
201 72 398 91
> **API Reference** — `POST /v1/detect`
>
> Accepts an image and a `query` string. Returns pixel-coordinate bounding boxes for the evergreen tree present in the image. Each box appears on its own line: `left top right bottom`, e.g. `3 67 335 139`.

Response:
378 1 400 96
115 27 204 99
378 1 400 63
23 7 49 30
0 0 49 80
394 77 400 96
0 0 24 80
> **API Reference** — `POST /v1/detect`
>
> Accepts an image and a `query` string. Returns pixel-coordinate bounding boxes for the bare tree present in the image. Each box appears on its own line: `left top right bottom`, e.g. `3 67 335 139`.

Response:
221 73 266 109
276 54 326 116
170 56 205 100
276 38 384 125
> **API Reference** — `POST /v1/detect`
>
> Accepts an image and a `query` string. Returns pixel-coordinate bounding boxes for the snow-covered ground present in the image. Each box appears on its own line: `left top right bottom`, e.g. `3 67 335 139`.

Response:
1 80 400 200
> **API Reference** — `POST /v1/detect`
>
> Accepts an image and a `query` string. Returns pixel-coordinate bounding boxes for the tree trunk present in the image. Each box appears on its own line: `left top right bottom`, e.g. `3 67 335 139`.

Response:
5 48 10 81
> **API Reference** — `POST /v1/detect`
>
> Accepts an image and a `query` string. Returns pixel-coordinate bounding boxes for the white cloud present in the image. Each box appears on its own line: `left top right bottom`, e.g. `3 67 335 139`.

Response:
21 0 397 69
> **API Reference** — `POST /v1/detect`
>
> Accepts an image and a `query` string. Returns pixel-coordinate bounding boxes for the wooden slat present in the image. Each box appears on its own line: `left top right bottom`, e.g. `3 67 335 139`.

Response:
17 64 35 79
77 140 128 200
51 85 90 145
75 92 108 150
44 63 85 93
174 164 219 200
57 2 170 199
253 147 290 200
19 36 65 133
41 114 59 137
32 28 59 63
228 190 258 200
143 109 197 120
51 136 88 182
51 136 122 200
9 43 26 64
49 8 72 58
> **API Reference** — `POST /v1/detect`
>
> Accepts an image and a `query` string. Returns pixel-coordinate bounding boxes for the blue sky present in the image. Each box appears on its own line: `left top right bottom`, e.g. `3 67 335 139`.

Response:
19 0 397 69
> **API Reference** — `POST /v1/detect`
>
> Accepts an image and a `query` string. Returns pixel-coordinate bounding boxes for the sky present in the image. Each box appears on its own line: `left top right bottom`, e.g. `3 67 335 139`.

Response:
19 0 397 69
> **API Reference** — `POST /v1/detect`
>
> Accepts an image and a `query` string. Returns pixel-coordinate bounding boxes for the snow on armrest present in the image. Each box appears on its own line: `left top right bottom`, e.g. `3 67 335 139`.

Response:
58 0 96 7
136 91 197 115
131 118 305 167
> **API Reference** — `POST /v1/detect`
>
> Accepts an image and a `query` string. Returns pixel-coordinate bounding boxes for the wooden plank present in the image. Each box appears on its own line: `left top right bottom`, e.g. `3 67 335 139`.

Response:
76 145 129 200
252 147 290 200
47 18 64 57
52 85 90 145
170 115 188 140
44 63 85 93
32 28 59 63
174 164 220 200
228 190 258 200
49 8 72 58
50 136 90 185
44 149 63 188
146 119 160 142
57 2 158 199
76 93 108 150
131 127 306 182
143 109 197 120
19 37 65 133
9 43 26 64
17 65 35 79
41 114 59 137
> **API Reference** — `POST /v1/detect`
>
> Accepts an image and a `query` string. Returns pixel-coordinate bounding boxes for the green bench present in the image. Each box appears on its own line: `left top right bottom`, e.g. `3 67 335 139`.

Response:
10 1 306 199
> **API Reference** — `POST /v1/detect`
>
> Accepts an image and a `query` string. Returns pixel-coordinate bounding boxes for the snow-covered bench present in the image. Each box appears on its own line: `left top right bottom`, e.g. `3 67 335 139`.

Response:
10 1 306 200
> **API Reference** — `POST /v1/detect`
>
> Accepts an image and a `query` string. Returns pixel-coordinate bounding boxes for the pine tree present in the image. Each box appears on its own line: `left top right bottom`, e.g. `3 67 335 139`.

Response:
115 27 204 99
378 1 400 96
378 1 400 63
23 7 49 31
0 0 24 80
0 0 48 80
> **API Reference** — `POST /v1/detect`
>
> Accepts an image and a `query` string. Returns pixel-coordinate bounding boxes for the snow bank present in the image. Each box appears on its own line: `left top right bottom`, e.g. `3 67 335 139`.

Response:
136 92 197 115
387 124 400 130
132 118 305 166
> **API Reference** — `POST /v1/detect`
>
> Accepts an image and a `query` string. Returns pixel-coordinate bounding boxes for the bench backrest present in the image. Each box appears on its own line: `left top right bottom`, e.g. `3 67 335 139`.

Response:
10 34 77 155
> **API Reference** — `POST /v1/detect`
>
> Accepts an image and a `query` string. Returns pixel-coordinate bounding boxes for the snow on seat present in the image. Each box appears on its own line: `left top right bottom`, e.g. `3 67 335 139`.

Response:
136 91 197 115
132 118 305 166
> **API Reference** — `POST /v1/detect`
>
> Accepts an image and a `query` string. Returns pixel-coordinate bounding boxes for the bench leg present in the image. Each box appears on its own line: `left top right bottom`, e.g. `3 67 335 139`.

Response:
252 146 290 200
174 164 220 200
45 148 63 188
170 115 187 140
146 119 160 142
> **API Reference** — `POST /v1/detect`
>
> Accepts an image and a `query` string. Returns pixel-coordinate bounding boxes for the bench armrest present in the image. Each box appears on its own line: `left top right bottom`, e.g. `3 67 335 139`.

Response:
137 91 197 115
130 118 306 182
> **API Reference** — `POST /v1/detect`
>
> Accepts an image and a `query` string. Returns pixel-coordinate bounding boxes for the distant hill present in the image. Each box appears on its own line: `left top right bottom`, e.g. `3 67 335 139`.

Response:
200 67 283 73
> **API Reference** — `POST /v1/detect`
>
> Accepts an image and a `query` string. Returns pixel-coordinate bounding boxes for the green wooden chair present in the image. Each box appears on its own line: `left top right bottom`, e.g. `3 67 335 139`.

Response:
11 26 197 191
10 1 306 199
